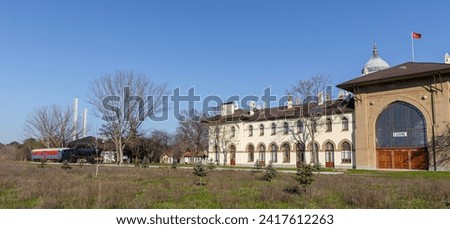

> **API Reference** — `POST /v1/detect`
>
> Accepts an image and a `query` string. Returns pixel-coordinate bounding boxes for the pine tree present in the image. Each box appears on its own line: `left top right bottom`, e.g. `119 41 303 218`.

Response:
295 163 315 194
193 161 208 186
262 161 278 182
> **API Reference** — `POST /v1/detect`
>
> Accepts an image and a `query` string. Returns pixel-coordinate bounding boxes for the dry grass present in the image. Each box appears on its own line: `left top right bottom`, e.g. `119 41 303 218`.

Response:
0 161 449 209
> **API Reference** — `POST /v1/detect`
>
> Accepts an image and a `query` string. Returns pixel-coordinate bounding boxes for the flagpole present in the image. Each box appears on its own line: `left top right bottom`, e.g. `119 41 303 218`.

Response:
411 32 415 62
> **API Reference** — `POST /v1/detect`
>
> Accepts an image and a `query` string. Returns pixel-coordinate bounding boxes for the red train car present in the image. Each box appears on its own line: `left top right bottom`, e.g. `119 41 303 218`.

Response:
31 148 72 162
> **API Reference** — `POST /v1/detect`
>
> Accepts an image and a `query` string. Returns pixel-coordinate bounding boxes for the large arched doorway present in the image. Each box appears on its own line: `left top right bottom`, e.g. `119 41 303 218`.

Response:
376 101 428 169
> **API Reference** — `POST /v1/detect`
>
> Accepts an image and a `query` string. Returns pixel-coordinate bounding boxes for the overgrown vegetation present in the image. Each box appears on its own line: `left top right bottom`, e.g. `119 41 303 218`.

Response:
37 160 47 169
61 161 72 170
289 164 315 194
0 161 449 209
313 163 322 173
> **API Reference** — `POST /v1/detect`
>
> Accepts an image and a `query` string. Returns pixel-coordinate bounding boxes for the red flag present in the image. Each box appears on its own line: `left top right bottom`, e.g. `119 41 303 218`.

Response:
412 32 422 39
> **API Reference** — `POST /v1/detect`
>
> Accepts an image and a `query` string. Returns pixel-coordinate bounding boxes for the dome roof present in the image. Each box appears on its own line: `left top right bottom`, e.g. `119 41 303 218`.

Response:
362 44 390 75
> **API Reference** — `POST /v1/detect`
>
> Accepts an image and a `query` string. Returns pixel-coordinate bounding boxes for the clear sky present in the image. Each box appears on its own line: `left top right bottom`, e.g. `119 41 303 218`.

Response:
1 0 449 143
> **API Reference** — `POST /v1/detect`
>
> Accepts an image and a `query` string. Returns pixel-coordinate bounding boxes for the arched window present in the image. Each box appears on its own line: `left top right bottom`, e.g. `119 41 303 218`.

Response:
325 142 334 168
282 143 290 163
271 144 278 162
247 145 255 162
283 122 289 134
229 145 236 164
376 102 427 170
341 142 351 163
271 123 276 135
248 125 253 137
342 117 349 131
231 126 236 137
326 118 332 132
258 144 266 162
259 124 264 136
325 142 334 150
376 102 426 148
297 121 304 133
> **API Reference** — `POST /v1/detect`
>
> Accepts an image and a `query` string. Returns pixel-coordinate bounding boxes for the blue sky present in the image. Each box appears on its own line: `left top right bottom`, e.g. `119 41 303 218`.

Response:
1 0 449 143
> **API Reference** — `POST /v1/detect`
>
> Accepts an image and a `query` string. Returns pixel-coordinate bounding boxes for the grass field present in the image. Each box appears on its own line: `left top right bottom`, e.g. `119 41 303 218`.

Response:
0 161 449 209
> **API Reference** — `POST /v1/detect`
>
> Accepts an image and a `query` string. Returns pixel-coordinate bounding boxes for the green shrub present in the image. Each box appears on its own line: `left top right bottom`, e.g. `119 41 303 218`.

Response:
171 160 178 170
295 163 315 194
262 161 278 182
193 161 208 186
313 162 322 172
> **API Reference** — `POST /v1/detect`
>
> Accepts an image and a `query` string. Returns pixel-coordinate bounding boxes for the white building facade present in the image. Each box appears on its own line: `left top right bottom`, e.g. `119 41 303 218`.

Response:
206 98 355 169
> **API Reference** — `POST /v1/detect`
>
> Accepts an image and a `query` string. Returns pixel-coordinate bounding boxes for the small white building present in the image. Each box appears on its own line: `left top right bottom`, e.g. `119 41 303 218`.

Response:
205 97 355 169
181 151 209 164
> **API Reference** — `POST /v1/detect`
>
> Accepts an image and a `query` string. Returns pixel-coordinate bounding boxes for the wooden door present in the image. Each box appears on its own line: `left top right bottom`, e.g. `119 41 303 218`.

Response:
377 148 427 170
230 152 236 166
325 151 334 168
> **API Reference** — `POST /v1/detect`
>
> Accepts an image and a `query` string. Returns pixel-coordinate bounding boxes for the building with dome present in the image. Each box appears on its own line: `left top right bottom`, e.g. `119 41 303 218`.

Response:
361 44 390 75
205 47 450 171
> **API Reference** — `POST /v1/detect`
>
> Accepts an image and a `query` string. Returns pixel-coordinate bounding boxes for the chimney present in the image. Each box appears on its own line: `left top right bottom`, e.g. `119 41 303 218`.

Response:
221 102 235 116
317 92 324 105
445 53 450 64
83 108 88 138
73 98 78 140
249 101 256 116
287 96 293 109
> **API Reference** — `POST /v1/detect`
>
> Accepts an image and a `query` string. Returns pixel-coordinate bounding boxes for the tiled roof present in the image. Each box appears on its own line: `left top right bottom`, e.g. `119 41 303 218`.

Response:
337 62 450 91
183 151 207 157
203 98 354 123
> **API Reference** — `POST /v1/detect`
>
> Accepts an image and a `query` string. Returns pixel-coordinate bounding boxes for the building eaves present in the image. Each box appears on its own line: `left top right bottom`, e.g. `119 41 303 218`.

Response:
337 62 450 92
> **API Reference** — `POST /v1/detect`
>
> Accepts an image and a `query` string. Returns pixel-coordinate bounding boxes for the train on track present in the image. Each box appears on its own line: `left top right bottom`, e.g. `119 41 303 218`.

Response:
31 147 103 163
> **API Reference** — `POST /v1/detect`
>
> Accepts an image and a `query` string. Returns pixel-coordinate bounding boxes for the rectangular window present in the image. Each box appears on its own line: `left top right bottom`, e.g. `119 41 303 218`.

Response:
342 119 349 131
326 119 332 132
342 150 351 163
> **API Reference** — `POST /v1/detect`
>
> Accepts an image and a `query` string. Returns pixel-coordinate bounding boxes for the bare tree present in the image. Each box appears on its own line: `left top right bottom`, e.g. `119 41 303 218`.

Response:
207 120 234 166
175 109 209 156
287 74 331 164
144 130 173 163
0 141 30 161
24 105 81 148
88 71 166 164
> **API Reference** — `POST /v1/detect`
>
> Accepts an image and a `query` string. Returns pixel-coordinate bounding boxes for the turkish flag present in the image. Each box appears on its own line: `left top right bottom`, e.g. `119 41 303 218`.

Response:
412 32 422 39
